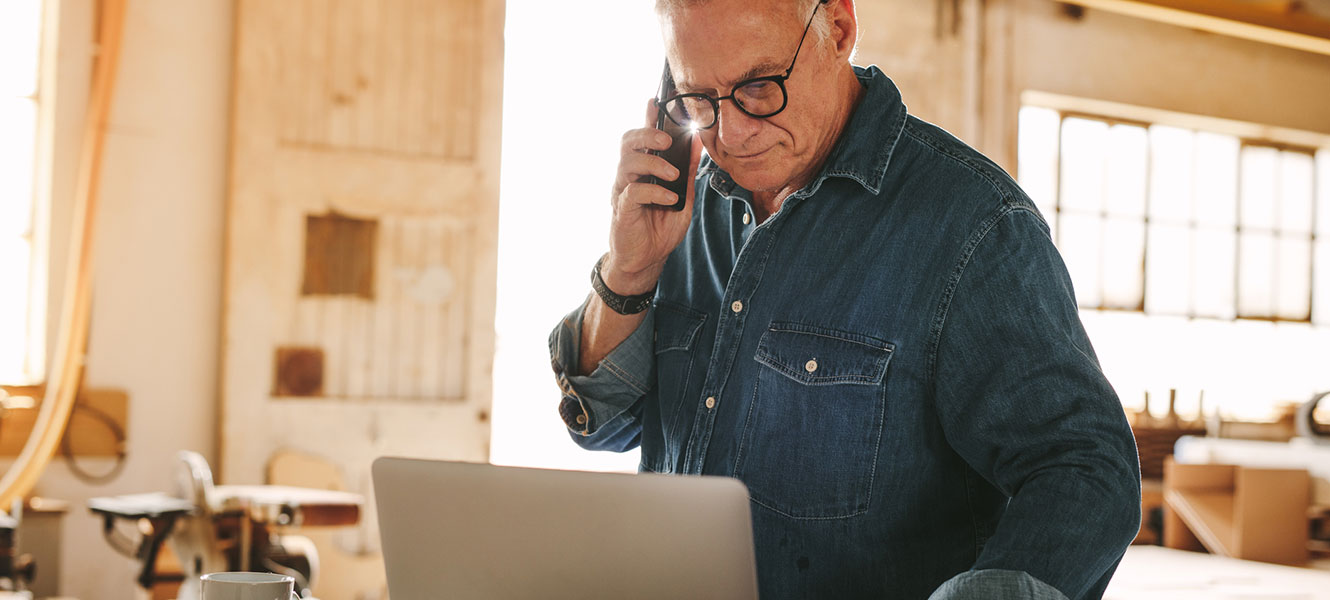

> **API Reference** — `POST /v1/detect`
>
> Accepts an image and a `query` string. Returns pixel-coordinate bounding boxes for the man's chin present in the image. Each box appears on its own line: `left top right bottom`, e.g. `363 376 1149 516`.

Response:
719 165 786 195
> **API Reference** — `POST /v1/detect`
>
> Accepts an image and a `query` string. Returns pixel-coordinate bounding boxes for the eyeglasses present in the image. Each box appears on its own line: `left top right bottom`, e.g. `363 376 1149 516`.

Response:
658 0 827 131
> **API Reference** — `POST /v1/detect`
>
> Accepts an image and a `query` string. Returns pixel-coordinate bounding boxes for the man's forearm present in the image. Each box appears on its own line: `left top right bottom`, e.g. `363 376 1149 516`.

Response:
577 294 648 375
550 297 654 451
576 255 662 375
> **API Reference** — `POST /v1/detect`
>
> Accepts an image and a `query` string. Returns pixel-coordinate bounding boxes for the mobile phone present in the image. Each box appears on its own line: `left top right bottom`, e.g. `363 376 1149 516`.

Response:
648 59 693 211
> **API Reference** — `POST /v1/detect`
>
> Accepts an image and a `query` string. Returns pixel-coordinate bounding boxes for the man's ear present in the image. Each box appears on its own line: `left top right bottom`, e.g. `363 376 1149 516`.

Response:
828 0 858 60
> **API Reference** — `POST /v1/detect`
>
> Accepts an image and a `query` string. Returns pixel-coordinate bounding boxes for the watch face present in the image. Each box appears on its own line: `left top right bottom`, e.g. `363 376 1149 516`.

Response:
627 297 652 314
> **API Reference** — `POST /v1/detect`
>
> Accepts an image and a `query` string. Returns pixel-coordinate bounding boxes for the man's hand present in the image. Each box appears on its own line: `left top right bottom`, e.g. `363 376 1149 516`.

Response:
603 99 704 295
577 100 703 376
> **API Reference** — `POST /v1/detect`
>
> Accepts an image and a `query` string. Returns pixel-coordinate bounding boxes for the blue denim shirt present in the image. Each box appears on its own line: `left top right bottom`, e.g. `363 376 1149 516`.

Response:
549 66 1140 600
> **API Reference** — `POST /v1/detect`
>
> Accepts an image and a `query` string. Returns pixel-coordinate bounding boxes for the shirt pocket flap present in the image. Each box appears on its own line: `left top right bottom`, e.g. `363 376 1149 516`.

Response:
654 301 707 354
755 323 894 386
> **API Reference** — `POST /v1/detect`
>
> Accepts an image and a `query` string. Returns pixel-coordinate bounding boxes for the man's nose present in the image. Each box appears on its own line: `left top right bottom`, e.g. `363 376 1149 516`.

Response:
715 100 761 149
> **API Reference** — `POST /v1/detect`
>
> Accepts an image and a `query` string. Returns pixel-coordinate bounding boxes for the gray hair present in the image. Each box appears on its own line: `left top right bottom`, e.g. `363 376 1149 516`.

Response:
655 0 832 45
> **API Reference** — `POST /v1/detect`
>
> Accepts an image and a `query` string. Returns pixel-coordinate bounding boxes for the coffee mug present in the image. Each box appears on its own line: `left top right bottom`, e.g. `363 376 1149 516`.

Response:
200 572 300 600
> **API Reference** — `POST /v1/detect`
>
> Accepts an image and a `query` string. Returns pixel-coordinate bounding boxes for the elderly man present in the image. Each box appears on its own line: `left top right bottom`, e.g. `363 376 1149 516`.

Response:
547 0 1141 598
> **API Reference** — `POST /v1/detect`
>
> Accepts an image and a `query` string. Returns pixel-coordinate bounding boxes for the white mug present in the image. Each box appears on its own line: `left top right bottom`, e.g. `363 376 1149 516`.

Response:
200 572 300 600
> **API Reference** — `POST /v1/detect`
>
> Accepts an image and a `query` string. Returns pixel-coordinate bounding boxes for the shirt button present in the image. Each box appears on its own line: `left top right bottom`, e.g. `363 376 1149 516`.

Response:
575 414 587 425
805 359 819 373
705 396 716 409
731 300 743 313
742 213 751 225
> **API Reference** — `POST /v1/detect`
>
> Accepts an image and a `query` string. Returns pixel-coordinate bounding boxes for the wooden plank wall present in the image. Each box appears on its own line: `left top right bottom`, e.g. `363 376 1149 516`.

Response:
271 0 482 160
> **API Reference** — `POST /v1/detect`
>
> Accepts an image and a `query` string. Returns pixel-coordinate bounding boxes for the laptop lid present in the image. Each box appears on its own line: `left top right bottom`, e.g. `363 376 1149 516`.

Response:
372 457 758 600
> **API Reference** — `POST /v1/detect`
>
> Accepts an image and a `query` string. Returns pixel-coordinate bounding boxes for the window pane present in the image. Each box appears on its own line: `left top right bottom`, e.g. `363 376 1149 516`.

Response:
1105 124 1147 218
1316 150 1329 237
1277 151 1315 235
1192 227 1236 320
1275 235 1312 321
1018 106 1060 218
1193 132 1239 228
1149 125 1194 224
0 1 43 98
1237 231 1275 317
1060 213 1102 308
0 99 37 237
1240 146 1278 232
1315 240 1330 326
0 237 31 383
1145 223 1190 315
1060 118 1108 213
1103 218 1145 309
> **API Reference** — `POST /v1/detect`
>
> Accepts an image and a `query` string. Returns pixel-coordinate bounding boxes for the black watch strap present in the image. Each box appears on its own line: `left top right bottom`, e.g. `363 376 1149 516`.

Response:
591 255 655 315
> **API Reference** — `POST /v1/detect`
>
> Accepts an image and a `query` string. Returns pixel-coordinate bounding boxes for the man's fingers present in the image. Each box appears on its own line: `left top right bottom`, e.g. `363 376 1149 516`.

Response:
620 152 681 183
620 182 680 208
611 147 679 202
621 127 673 155
609 100 686 212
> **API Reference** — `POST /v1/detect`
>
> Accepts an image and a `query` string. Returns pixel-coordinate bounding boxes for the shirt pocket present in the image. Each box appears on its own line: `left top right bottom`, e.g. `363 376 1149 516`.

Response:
736 322 894 519
654 301 708 451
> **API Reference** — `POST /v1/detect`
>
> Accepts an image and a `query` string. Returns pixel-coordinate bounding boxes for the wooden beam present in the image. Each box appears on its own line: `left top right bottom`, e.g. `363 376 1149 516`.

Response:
1065 0 1330 56
1023 90 1330 148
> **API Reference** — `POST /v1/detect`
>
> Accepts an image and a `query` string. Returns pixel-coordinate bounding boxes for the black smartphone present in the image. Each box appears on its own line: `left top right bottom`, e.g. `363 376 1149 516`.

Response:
648 59 693 211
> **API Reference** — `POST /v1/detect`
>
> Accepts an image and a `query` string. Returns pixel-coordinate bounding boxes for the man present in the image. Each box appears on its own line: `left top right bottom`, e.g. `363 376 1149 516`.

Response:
547 0 1141 598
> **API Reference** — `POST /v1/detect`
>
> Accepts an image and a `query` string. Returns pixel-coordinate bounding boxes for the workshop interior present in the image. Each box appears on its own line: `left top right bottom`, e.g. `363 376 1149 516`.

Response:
1 0 1330 598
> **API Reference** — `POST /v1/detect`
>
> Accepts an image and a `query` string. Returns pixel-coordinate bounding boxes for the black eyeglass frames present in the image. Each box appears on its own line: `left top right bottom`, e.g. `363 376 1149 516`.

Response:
658 0 828 130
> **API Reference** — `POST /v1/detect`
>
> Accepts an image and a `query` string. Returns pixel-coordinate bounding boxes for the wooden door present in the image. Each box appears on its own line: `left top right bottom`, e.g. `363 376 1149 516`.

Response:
219 0 504 581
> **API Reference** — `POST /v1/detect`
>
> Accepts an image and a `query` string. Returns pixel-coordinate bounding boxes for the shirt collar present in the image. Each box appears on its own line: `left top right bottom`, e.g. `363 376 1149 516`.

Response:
698 64 908 199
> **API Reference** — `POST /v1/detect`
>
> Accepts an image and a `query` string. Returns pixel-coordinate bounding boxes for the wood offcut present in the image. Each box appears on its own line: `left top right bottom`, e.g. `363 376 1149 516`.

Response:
274 347 326 397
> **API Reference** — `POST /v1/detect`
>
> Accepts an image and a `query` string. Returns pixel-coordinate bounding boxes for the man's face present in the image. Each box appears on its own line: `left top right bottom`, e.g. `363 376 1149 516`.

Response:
661 0 842 195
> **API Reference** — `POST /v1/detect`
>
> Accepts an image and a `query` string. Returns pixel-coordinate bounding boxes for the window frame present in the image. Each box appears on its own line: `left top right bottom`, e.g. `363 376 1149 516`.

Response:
1018 97 1328 326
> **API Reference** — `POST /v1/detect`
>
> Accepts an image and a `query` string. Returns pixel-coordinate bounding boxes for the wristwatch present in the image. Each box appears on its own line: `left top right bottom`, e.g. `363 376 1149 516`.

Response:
591 254 655 315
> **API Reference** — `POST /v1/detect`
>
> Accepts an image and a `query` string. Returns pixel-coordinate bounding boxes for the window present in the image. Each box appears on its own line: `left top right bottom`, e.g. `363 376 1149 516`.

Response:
0 0 46 385
1020 99 1330 421
1019 106 1330 325
1237 145 1316 321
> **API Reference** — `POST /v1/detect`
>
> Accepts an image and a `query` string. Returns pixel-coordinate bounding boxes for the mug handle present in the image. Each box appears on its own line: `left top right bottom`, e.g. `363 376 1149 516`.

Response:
290 593 301 600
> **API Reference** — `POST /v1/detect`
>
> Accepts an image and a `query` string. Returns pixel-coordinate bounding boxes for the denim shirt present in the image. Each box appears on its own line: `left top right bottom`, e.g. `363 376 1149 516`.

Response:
549 66 1140 600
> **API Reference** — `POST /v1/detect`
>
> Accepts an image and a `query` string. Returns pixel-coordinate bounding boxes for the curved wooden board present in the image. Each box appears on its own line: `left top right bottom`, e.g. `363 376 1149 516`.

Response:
0 0 128 509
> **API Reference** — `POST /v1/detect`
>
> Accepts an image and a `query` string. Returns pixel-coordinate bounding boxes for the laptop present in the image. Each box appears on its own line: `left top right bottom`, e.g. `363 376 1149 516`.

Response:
372 457 758 600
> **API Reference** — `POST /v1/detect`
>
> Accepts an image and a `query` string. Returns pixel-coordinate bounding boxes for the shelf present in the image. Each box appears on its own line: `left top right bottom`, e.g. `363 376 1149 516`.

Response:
0 386 127 457
1163 457 1311 566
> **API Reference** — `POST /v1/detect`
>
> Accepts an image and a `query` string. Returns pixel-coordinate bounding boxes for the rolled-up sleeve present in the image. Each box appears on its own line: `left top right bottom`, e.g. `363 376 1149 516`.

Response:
929 569 1069 600
548 297 656 452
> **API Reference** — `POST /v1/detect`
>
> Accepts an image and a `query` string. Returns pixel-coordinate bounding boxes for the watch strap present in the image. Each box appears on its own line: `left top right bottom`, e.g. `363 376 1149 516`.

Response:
591 255 655 315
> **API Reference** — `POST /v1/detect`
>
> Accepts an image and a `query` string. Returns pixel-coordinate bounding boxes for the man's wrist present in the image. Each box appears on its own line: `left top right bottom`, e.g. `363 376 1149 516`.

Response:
600 254 662 296
592 254 656 315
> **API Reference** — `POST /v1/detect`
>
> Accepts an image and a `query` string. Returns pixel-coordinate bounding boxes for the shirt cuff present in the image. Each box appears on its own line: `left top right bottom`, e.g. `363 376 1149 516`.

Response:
549 297 656 436
928 569 1069 600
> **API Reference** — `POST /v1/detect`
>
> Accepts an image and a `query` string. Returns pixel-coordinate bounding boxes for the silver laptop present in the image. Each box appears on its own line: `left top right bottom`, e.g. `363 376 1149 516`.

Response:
372 457 758 600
